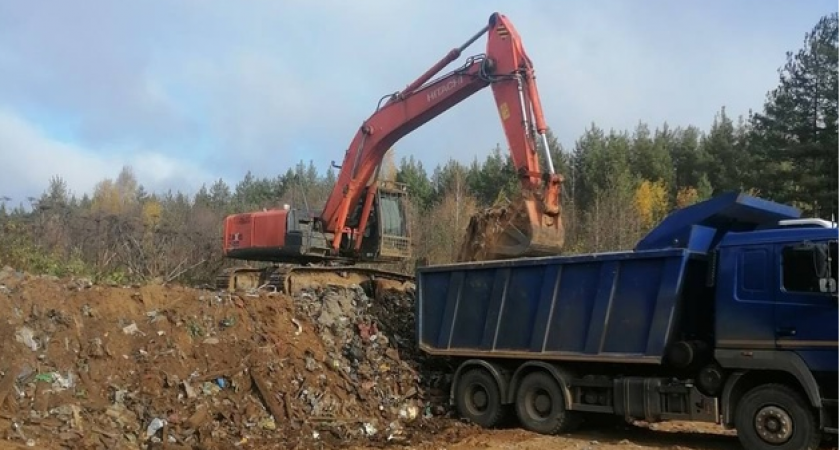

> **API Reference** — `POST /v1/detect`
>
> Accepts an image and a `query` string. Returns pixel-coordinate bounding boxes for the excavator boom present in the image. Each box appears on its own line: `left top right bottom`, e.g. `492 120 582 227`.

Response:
321 12 564 261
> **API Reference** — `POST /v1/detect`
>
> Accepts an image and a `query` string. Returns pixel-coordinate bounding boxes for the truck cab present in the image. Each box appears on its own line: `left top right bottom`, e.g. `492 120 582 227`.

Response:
714 219 838 439
634 192 839 443
716 221 837 363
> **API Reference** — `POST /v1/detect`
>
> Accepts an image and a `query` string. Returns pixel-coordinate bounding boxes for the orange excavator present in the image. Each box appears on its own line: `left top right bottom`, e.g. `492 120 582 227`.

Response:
217 12 564 293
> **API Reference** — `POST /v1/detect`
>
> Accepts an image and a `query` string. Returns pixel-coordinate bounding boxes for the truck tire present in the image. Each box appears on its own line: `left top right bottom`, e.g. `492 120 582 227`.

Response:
515 371 581 435
734 383 820 450
455 368 505 428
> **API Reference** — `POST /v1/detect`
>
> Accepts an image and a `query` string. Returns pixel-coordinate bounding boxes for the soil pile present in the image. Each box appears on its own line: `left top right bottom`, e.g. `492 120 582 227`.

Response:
0 267 454 450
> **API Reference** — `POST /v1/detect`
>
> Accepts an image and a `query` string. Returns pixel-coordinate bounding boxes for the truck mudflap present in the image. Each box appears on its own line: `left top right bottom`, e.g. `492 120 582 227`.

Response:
822 399 838 434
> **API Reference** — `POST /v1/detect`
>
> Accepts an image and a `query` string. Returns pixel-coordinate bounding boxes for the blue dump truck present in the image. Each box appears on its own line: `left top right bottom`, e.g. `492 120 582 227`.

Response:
416 192 838 450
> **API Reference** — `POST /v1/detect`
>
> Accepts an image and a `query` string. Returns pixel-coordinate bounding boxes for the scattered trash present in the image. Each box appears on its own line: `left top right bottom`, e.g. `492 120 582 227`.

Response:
15 326 39 351
363 422 378 436
259 416 276 430
122 323 144 336
145 417 166 439
0 268 452 448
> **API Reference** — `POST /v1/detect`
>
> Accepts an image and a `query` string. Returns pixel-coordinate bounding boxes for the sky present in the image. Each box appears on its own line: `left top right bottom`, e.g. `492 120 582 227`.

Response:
0 0 835 206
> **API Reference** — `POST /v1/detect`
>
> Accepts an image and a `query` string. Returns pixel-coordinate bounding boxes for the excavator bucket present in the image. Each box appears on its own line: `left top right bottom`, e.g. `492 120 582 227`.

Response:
457 187 565 262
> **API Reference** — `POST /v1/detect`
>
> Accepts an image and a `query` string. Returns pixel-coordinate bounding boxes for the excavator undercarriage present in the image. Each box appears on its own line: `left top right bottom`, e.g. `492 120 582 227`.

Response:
215 264 415 295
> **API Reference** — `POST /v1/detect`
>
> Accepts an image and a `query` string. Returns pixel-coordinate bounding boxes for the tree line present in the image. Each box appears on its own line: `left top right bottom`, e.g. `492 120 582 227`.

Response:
0 13 836 283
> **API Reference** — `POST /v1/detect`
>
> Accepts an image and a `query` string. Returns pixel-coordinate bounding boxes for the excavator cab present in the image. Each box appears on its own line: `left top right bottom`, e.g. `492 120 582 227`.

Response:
346 181 412 262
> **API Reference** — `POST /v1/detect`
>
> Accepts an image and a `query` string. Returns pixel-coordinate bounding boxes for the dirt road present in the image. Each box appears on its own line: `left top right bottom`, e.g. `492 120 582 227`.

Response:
420 428 737 450
388 420 840 450
0 422 742 450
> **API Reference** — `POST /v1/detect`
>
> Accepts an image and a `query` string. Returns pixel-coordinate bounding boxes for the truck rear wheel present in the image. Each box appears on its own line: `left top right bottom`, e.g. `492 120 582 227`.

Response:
515 371 581 435
734 383 820 450
455 368 505 428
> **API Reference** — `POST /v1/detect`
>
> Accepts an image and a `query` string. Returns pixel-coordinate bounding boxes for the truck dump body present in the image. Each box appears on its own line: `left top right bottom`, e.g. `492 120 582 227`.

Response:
417 248 697 363
417 192 804 365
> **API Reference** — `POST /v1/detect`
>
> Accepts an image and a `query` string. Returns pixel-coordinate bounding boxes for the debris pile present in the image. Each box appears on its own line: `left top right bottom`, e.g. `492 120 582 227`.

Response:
0 266 455 450
294 283 452 421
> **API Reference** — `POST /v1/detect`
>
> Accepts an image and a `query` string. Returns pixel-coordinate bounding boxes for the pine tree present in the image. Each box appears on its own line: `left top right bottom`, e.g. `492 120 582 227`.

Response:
703 107 753 193
669 126 710 197
395 156 434 210
629 122 673 187
749 13 838 216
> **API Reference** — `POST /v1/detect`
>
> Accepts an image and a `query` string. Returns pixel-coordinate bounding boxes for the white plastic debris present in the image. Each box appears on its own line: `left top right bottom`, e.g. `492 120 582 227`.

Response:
145 418 167 439
122 323 145 336
15 327 38 351
362 422 377 436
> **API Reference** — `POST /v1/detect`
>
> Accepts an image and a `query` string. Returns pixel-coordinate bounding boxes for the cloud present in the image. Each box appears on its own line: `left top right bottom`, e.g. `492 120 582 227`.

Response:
0 0 834 201
0 2 193 148
0 109 215 206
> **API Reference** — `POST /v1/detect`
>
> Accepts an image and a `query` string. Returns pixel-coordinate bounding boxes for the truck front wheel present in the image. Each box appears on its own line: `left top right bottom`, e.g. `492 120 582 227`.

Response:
734 383 820 450
514 371 581 435
455 368 505 428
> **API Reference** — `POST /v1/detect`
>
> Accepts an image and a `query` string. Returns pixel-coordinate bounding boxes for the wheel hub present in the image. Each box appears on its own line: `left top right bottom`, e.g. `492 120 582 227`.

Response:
534 393 551 414
525 388 553 420
465 384 490 415
472 389 488 410
755 405 793 444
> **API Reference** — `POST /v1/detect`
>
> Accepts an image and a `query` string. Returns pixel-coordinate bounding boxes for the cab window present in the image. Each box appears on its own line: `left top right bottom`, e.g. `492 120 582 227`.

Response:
781 240 837 294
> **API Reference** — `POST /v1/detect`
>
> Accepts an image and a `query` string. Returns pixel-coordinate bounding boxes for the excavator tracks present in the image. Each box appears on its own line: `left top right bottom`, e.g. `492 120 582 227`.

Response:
215 265 415 295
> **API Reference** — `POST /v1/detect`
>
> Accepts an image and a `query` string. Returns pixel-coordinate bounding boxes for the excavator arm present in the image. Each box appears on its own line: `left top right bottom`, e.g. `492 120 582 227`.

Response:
320 12 564 261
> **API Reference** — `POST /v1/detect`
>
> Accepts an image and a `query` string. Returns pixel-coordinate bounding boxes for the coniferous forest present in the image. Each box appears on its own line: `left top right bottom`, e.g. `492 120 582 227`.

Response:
0 14 836 284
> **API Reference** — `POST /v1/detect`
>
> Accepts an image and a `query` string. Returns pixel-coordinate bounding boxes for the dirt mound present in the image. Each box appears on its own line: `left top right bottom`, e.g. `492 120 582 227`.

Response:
0 267 457 449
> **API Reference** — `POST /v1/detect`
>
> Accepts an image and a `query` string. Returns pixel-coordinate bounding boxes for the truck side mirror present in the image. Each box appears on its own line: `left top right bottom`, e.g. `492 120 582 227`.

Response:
811 244 827 276
819 277 837 294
